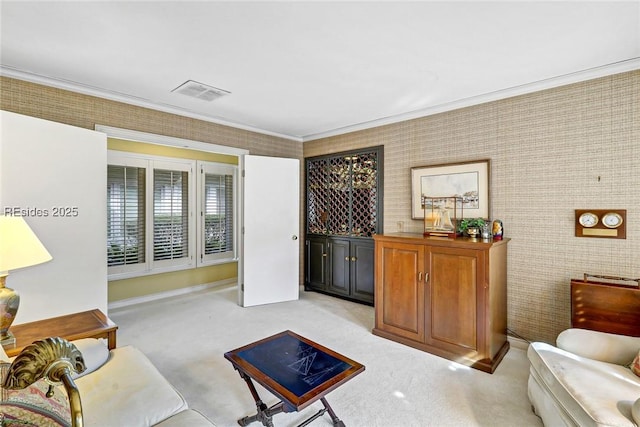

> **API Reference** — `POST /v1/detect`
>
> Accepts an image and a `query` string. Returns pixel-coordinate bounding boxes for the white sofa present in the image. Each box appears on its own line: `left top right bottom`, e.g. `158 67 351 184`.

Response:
1 338 215 426
527 328 640 427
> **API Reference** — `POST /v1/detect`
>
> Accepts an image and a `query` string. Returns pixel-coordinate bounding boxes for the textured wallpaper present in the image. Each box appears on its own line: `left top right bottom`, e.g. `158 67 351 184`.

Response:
2 72 638 343
305 70 640 344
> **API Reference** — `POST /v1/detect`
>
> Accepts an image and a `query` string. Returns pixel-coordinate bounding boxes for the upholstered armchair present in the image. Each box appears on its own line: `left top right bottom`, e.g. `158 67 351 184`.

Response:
528 328 640 426
1 337 85 427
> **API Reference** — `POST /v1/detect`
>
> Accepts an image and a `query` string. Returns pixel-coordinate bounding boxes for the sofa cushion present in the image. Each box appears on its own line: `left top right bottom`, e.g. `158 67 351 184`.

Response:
528 342 640 427
556 328 640 365
1 363 71 427
73 345 188 427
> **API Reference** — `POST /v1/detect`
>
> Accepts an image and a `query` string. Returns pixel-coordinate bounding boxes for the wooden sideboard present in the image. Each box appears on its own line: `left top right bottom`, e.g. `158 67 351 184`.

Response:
372 233 510 373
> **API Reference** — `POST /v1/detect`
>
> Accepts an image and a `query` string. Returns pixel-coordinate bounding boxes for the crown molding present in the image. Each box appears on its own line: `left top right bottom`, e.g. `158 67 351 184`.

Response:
3 59 638 144
301 58 640 142
0 66 303 143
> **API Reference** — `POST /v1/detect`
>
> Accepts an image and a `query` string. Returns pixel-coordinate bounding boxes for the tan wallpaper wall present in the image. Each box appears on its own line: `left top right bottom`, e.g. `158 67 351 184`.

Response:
305 70 640 344
2 73 638 343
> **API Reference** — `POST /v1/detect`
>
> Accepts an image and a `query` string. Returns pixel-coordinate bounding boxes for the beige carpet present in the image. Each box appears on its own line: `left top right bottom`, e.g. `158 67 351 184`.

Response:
109 285 543 427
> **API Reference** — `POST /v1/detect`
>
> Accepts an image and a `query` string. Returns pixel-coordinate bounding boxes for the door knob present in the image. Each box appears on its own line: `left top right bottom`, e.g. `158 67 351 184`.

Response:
292 235 298 240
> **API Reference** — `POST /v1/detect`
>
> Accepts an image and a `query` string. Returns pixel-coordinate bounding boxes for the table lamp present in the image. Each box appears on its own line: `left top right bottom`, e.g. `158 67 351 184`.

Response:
0 215 52 345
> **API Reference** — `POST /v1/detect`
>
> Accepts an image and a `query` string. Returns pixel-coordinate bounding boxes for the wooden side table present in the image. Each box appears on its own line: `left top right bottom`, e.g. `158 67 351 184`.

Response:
3 309 118 357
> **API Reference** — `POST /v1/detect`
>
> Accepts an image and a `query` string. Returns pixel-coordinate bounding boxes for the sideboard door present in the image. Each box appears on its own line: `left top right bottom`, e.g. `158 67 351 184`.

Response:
425 246 486 359
374 241 425 342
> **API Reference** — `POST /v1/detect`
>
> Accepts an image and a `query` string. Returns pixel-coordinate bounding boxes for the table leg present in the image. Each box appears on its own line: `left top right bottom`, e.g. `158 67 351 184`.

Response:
235 370 346 427
237 371 284 427
320 397 345 427
297 397 345 427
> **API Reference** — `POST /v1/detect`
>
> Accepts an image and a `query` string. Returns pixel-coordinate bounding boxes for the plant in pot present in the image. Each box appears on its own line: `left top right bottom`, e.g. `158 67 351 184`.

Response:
458 218 486 237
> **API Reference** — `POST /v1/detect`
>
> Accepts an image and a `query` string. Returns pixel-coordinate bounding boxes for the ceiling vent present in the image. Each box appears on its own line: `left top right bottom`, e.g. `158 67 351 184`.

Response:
172 80 230 102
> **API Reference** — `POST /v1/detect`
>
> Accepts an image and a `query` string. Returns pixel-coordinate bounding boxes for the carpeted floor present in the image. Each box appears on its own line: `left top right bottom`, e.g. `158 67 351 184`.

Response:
109 285 543 427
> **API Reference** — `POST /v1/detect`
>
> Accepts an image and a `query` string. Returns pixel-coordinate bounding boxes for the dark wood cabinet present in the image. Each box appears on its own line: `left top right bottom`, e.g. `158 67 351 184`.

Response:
350 239 375 302
372 233 509 373
306 235 327 290
305 236 375 304
328 238 351 296
304 145 382 305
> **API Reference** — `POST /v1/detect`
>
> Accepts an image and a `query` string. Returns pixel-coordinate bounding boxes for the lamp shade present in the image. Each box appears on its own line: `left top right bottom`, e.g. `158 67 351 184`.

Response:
0 216 52 273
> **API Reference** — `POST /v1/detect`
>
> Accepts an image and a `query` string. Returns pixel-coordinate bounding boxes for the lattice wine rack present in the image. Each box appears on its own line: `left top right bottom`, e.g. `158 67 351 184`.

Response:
306 148 381 237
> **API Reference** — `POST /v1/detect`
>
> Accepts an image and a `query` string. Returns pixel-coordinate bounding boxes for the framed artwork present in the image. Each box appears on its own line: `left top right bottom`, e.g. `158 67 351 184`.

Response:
411 159 490 219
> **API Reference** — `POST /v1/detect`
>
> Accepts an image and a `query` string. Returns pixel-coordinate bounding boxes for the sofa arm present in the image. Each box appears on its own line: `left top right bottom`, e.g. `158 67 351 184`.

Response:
556 328 640 365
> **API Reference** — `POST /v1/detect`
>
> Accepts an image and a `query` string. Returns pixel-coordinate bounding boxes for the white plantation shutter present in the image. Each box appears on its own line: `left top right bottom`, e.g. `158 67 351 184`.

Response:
152 161 194 269
107 162 146 275
199 162 237 264
107 166 145 265
153 169 188 260
108 149 235 278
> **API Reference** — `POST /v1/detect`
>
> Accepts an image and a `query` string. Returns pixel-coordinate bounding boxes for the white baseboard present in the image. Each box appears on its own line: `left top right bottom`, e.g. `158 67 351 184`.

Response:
108 278 237 311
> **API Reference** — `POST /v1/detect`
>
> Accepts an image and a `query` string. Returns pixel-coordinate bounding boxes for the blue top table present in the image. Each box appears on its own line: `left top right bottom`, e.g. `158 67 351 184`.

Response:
225 330 365 426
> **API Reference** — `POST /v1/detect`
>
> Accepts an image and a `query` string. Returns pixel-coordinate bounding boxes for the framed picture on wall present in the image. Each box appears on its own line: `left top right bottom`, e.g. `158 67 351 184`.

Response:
411 159 490 219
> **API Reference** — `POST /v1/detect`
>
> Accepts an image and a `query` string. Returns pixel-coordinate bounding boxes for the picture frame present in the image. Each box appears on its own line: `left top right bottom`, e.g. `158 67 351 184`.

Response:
411 159 490 219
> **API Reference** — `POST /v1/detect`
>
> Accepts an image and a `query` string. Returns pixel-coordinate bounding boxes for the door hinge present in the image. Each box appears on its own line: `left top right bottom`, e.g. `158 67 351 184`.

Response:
241 283 244 291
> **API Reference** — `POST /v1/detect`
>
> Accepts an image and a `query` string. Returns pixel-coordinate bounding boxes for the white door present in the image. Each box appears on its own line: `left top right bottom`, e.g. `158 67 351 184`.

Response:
240 155 300 307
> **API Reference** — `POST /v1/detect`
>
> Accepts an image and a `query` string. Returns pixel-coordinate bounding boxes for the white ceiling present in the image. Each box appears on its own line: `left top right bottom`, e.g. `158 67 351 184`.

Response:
1 1 639 142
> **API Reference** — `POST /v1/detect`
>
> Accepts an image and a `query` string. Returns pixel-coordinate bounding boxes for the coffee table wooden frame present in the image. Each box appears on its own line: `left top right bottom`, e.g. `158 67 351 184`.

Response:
224 330 364 427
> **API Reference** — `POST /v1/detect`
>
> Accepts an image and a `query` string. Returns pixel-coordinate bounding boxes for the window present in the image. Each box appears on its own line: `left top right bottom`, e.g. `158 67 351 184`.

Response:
107 151 236 279
200 163 236 264
107 165 146 268
151 160 193 270
153 169 188 261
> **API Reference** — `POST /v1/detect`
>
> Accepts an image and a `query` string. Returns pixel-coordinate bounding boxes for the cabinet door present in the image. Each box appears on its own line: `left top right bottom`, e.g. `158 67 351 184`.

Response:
351 240 374 303
328 238 351 296
425 246 486 358
375 242 425 342
305 237 327 290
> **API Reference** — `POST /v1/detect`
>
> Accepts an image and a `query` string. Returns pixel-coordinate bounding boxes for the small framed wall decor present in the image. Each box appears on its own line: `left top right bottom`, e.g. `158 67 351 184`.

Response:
411 159 490 220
